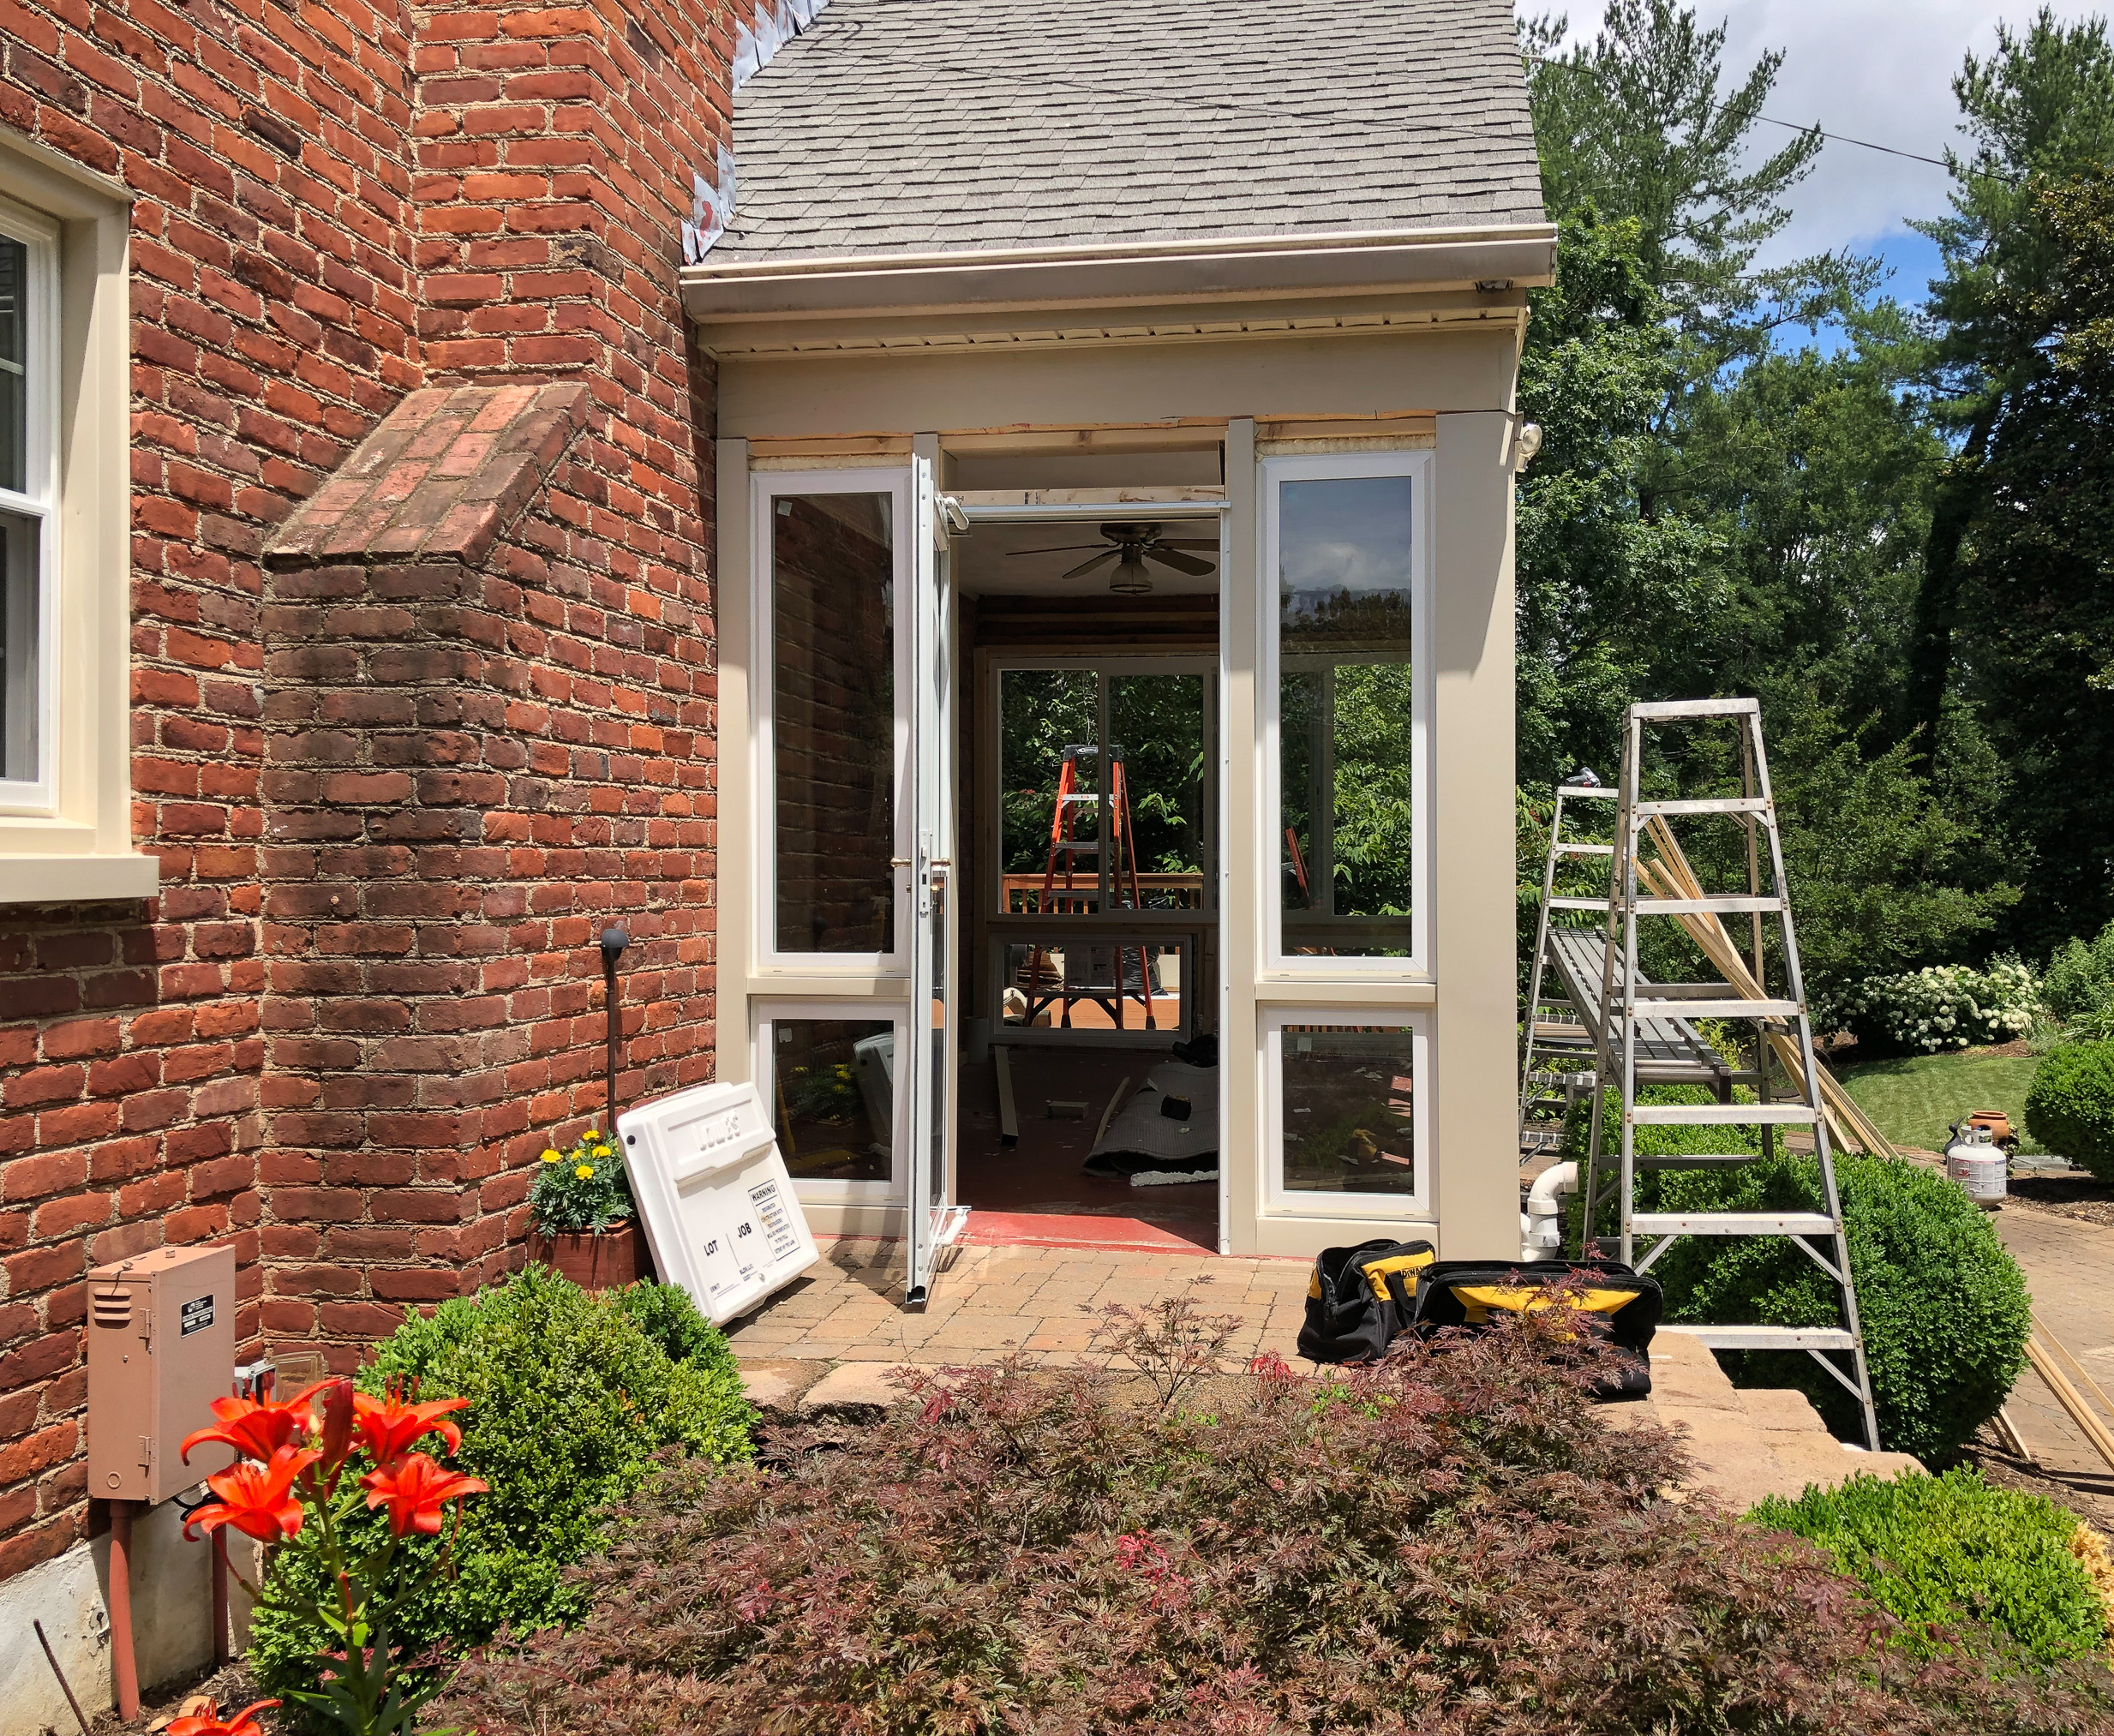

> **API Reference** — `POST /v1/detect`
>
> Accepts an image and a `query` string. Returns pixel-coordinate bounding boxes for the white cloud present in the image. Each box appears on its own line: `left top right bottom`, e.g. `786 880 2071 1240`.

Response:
1527 2 2108 262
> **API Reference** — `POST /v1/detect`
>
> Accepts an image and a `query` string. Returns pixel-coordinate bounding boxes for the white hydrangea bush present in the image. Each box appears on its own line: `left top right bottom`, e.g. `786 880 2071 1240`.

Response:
1819 960 2041 1054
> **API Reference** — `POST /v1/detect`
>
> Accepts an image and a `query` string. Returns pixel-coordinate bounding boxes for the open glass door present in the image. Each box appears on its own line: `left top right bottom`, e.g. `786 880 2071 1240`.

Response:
905 455 966 1303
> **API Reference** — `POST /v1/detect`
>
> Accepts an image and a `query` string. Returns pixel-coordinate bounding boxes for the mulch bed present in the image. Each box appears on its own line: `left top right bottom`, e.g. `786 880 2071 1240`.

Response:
1965 1422 2114 1535
2004 1172 2114 1228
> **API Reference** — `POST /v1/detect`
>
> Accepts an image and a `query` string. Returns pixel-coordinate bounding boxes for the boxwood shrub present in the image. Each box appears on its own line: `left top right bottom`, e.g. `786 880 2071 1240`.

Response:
1563 1088 2031 1459
1751 1468 2111 1661
249 1266 752 1712
2025 1040 2114 1182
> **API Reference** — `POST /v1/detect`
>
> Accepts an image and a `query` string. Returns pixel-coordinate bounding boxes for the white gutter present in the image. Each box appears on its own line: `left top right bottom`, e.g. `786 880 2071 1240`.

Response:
680 222 1559 322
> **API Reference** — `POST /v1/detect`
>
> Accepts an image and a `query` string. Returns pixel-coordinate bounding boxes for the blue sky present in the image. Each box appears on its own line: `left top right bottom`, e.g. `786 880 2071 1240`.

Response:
1528 2 2106 339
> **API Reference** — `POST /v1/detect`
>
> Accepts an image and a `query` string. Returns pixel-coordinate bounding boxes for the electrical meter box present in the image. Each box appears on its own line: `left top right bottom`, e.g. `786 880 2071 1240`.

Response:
619 1081 820 1325
87 1242 237 1504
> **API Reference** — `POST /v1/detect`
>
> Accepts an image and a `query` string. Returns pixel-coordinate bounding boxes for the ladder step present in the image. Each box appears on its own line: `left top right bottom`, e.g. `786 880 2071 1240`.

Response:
1629 1103 1815 1125
1629 697 1762 720
1632 798 1769 817
1555 842 1614 855
1633 1153 1769 1169
1635 895 1782 916
1547 897 1606 911
1660 1324 1856 1352
1556 787 1620 799
1632 1212 1838 1237
1630 997 1800 1020
1049 841 1099 852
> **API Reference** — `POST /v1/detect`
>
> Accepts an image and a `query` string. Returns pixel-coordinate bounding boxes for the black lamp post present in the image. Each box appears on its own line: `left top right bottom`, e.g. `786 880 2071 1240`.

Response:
601 925 629 1129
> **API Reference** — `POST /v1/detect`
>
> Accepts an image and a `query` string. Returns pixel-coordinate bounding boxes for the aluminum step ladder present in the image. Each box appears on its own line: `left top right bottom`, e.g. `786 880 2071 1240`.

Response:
1581 697 1881 1452
1518 775 1619 1137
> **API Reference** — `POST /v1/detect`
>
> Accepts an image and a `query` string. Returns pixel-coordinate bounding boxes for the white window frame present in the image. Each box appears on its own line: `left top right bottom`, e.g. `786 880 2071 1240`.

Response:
1259 450 1433 978
749 467 913 976
0 129 152 903
0 197 57 815
1260 1006 1433 1220
752 998 907 1203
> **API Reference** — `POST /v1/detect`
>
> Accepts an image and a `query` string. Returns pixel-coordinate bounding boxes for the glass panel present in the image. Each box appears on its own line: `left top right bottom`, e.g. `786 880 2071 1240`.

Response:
998 667 1098 914
1279 1025 1417 1196
0 236 24 496
1109 673 1207 913
773 493 895 953
999 938 1182 1031
0 510 36 784
925 869 948 1221
770 1018 893 1184
1278 476 1416 958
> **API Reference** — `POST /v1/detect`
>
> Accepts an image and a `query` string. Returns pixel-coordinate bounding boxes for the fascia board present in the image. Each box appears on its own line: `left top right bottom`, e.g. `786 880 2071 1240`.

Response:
680 224 1559 322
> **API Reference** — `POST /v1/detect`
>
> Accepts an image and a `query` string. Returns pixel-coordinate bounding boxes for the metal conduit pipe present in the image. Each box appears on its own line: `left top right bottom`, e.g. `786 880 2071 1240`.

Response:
1519 1160 1578 1264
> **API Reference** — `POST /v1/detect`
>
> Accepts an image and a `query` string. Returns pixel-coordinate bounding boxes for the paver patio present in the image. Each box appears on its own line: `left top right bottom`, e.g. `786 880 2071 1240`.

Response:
722 1233 1921 1507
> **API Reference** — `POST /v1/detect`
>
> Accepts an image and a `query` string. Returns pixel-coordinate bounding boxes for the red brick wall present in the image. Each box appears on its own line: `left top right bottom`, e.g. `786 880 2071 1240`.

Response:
0 0 741 1579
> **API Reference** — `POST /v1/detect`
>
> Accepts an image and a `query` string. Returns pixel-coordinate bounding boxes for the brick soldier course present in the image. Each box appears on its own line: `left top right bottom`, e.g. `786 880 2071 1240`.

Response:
0 0 736 1589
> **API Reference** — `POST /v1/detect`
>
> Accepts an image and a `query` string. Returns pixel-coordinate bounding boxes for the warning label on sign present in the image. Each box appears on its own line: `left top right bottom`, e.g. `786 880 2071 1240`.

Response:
180 1295 215 1337
749 1178 800 1265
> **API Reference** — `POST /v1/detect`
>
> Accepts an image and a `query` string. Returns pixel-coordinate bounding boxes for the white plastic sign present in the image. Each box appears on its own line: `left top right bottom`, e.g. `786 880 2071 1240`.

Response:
619 1081 821 1325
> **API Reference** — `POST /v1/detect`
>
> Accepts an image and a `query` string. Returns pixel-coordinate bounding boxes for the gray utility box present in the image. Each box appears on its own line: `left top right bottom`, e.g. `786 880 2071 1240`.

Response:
87 1243 237 1503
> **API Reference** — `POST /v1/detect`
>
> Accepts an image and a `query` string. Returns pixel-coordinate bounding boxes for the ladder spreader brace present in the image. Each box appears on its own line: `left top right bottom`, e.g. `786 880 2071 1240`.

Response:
1572 698 1881 1452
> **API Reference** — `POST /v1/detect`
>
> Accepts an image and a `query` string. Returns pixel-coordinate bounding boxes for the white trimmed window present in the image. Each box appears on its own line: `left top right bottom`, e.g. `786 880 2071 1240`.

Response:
0 129 153 903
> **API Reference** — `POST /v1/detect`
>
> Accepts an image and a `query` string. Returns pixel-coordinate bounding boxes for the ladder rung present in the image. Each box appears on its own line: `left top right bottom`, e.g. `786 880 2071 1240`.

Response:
1057 794 1099 805
1547 897 1606 911
1630 697 1761 720
1629 998 1799 1020
1555 842 1614 855
1632 1212 1837 1237
1633 1153 1767 1169
1050 841 1098 852
1635 895 1782 915
1629 1103 1815 1125
1632 798 1769 817
1555 787 1619 799
1660 1324 1856 1352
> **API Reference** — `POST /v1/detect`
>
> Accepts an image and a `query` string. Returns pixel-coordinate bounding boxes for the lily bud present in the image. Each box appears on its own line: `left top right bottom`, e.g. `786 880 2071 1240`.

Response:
318 1378 356 1469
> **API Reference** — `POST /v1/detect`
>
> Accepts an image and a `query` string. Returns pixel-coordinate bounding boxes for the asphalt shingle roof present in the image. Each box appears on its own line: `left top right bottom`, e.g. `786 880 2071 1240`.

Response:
712 0 1547 262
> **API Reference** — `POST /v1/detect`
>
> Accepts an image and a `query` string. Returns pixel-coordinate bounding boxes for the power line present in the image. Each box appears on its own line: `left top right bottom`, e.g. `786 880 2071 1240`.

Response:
1752 113 1951 170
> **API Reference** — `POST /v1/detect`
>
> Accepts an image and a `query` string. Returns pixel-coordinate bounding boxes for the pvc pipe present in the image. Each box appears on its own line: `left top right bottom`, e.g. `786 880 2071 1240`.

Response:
110 1500 139 1721
1521 1160 1578 1263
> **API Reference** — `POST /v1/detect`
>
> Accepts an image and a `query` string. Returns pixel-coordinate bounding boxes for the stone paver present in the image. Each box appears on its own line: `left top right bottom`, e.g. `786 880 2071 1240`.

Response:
723 1236 1912 1509
1995 1208 2114 1527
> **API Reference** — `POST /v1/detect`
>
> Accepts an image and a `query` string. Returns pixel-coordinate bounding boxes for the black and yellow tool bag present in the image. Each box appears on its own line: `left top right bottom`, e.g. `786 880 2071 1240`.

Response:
1407 1260 1662 1397
1296 1238 1436 1363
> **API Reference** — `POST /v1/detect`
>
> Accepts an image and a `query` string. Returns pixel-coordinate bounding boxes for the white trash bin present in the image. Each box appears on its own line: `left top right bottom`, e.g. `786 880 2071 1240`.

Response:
619 1081 821 1325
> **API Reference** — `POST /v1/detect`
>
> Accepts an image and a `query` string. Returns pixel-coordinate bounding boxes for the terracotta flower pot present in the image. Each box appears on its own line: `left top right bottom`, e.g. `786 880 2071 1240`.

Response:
528 1218 650 1290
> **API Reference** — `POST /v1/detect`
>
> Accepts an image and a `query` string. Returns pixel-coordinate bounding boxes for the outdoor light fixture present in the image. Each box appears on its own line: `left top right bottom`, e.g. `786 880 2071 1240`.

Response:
601 925 629 1125
1107 554 1153 596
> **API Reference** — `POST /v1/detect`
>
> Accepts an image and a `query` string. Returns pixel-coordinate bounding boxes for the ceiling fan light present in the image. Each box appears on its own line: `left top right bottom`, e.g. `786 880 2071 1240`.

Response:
1108 554 1153 595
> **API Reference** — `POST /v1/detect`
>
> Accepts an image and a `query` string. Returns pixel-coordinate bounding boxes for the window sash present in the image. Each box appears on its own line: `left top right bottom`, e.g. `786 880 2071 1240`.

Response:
1260 1008 1433 1218
0 200 57 816
1259 451 1432 977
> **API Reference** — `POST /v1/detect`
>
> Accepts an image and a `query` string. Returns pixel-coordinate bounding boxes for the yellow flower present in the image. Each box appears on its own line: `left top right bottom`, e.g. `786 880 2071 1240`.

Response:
541 1149 561 1164
576 1164 596 1180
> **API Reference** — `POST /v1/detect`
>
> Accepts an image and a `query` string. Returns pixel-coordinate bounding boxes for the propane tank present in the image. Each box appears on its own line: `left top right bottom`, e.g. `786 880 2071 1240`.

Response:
1944 1123 2007 1210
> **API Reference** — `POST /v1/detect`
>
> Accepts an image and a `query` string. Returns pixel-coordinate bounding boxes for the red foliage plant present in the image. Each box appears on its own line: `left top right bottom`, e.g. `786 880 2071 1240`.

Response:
432 1293 2114 1736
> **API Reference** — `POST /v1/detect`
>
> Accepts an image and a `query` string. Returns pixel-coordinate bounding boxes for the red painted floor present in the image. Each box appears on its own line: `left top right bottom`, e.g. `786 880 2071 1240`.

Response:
956 1045 1219 1254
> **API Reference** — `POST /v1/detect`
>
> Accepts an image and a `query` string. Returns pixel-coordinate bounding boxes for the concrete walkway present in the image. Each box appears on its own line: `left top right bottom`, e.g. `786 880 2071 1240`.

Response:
723 1236 1918 1509
1995 1207 2114 1525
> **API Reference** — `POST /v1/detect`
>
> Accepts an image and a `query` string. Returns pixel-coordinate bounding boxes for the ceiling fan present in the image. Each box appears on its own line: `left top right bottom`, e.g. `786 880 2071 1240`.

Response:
1005 521 1218 595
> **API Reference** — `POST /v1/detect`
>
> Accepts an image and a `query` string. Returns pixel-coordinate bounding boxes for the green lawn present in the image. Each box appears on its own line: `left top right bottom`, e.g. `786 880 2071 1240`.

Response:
1835 1051 2046 1156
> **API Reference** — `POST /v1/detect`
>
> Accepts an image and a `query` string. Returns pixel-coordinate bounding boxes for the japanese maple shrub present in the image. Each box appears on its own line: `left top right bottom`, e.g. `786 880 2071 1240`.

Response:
434 1294 2114 1736
249 1268 752 1712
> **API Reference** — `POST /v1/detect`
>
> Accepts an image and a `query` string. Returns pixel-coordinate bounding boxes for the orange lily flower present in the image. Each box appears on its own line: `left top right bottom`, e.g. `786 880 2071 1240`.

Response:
352 1388 470 1463
177 1380 329 1465
168 1698 280 1736
183 1446 321 1543
360 1451 488 1536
